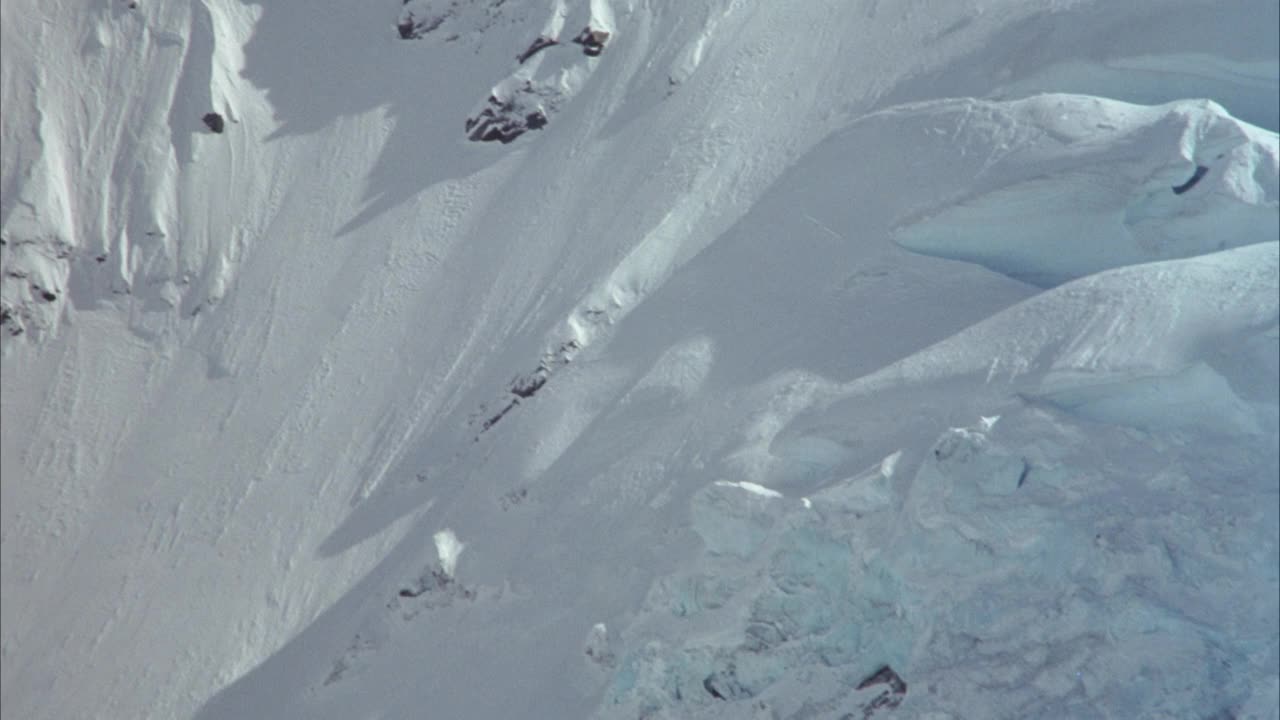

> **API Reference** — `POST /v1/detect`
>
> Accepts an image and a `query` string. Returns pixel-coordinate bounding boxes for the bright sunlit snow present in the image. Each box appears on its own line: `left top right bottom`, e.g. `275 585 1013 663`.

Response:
2 1 1277 719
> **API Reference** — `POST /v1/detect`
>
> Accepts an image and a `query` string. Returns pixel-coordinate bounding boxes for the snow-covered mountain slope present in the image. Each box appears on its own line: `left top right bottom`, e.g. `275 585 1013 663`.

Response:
1 1 1276 719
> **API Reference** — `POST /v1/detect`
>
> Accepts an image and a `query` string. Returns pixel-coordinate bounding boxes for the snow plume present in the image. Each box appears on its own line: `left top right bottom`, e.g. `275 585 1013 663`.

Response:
433 529 465 579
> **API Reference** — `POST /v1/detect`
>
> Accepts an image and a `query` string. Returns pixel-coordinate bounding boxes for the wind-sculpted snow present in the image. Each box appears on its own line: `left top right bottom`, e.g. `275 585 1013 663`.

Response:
2 0 1278 719
994 53 1280 134
893 95 1279 287
832 242 1279 404
729 242 1277 503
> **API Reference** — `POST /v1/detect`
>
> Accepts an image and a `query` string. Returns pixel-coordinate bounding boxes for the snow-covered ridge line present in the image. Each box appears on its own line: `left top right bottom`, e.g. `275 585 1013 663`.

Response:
725 240 1278 478
891 95 1279 287
859 241 1278 392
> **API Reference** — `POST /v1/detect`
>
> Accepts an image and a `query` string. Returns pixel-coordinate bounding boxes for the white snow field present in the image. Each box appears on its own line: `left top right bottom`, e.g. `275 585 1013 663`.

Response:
1 0 1277 719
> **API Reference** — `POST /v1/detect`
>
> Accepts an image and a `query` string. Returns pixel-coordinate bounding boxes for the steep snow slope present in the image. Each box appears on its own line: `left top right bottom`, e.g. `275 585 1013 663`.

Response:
2 1 1277 719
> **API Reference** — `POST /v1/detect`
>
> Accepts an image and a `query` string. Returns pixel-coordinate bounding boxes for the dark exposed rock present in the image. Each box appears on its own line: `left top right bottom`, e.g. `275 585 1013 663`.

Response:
517 35 558 63
510 371 547 399
857 665 907 694
854 665 908 718
572 26 610 56
393 566 477 621
475 339 579 435
703 664 750 701
583 625 616 668
3 304 25 336
396 0 447 40
1173 164 1209 195
202 112 225 133
31 283 57 302
464 81 555 143
398 13 445 39
398 568 452 598
481 398 519 431
465 94 538 144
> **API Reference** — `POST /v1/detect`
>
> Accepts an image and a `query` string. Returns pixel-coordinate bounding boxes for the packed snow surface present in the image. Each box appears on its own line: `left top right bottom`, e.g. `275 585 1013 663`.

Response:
1 1 1277 719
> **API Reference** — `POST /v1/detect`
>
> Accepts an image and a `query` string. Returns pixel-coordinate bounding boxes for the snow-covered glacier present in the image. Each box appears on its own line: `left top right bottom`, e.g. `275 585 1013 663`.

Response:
598 241 1277 719
2 1 1276 719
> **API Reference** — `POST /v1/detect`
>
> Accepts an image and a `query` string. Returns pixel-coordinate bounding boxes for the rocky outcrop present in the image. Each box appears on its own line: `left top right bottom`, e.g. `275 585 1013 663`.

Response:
202 112 225 133
853 666 908 719
460 3 617 143
464 88 551 144
396 0 533 42
473 339 577 436
517 36 559 64
0 234 72 347
572 26 610 56
395 0 451 40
